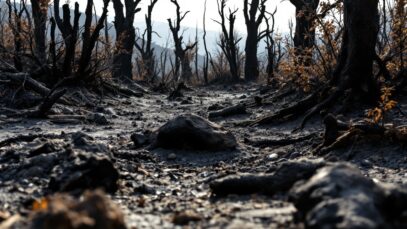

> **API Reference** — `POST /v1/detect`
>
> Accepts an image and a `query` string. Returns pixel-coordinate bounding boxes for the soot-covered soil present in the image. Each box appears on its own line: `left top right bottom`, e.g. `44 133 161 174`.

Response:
0 84 406 228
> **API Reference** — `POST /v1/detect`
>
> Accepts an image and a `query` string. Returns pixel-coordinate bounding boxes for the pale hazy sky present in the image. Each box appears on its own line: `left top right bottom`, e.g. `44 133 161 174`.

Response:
87 0 295 33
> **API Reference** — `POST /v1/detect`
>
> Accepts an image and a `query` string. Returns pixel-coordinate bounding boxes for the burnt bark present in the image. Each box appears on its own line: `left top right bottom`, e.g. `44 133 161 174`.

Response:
202 0 210 85
112 0 142 80
298 0 380 128
6 0 25 71
289 0 320 66
30 0 48 64
54 0 81 78
77 0 110 79
332 0 380 98
243 0 267 81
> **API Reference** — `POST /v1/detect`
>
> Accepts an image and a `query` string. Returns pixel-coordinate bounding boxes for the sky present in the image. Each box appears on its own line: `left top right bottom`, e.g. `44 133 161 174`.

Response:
88 0 295 33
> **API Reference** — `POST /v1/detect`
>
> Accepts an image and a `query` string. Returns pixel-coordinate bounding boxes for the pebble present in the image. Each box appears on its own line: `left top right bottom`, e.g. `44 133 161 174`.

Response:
268 153 279 161
168 153 177 160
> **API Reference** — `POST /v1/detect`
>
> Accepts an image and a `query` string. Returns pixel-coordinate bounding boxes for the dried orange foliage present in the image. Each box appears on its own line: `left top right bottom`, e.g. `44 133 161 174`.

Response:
32 197 49 211
367 87 398 125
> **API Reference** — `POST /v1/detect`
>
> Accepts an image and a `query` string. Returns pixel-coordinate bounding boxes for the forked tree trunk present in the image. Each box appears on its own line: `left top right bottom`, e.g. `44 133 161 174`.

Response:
167 0 196 83
243 0 266 81
333 0 380 99
112 0 141 80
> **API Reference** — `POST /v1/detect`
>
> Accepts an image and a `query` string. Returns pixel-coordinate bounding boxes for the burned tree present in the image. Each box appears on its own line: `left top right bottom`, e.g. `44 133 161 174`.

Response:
289 0 320 66
135 0 159 83
264 9 284 84
243 0 267 81
215 0 242 81
77 0 110 79
6 0 27 71
167 0 197 82
30 0 48 65
112 0 142 80
53 0 80 78
299 0 380 127
202 0 210 85
254 0 381 129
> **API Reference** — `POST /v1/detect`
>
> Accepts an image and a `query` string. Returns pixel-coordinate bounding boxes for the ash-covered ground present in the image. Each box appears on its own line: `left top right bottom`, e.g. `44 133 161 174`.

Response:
0 84 406 228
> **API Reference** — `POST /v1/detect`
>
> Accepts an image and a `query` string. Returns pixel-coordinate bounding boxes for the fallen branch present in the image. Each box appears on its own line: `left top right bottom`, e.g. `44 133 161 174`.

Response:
208 104 247 120
0 72 50 96
249 92 318 126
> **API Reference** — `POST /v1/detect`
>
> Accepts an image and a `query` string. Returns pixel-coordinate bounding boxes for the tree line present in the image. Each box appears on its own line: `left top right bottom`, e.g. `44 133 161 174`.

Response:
0 0 405 97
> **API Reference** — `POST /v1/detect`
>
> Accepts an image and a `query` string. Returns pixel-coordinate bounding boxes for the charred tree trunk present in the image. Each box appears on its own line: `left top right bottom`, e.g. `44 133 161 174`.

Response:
255 0 381 130
6 0 24 71
30 0 48 65
54 0 80 78
333 0 380 98
216 0 241 81
112 0 141 80
290 0 320 66
167 0 197 83
299 0 380 128
77 0 110 79
264 10 278 84
135 0 158 83
243 0 267 81
202 0 210 85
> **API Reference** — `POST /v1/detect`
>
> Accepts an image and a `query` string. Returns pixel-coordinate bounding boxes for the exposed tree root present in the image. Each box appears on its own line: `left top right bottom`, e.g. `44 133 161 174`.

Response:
314 114 407 155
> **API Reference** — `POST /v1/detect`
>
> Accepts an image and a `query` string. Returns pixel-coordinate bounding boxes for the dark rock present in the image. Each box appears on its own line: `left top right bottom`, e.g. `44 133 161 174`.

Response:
289 163 407 229
89 113 109 125
49 153 119 193
130 133 150 148
172 211 202 225
207 103 224 111
180 99 193 105
28 142 58 158
30 190 126 229
152 114 237 151
71 132 93 147
134 184 156 195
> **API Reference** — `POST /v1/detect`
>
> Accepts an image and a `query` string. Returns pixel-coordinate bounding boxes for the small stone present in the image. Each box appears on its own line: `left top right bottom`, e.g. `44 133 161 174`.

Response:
361 159 372 167
130 133 150 148
172 211 202 225
90 113 109 125
28 142 57 158
49 154 119 193
168 153 177 160
268 153 279 161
